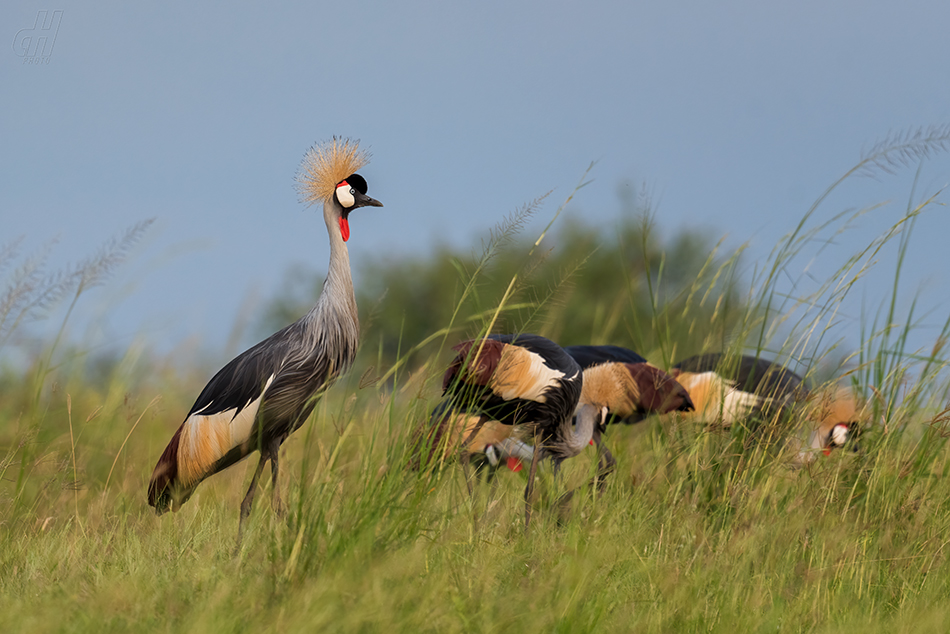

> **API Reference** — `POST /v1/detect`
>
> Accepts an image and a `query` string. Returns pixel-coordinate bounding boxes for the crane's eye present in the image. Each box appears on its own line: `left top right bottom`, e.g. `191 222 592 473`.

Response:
350 188 356 195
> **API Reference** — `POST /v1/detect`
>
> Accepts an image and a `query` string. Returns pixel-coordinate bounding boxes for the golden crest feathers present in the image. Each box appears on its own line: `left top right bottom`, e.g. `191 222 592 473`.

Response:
295 137 371 205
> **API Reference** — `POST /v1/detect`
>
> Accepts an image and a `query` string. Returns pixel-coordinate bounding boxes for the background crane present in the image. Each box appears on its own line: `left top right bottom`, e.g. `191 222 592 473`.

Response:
433 333 603 528
563 344 694 487
670 352 861 463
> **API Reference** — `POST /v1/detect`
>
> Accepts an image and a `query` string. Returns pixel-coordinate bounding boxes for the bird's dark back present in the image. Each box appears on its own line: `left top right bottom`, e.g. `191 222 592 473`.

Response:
564 344 648 368
673 353 804 400
441 333 582 441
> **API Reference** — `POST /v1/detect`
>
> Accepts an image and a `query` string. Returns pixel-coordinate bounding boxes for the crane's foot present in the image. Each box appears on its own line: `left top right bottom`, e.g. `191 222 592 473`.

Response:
272 493 286 519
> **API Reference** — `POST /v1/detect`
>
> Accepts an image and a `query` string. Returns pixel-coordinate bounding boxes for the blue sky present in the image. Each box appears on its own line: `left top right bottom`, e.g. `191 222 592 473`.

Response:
4 1 950 363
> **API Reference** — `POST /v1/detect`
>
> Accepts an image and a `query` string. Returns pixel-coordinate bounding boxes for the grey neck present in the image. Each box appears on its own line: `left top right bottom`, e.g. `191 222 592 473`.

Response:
305 197 359 345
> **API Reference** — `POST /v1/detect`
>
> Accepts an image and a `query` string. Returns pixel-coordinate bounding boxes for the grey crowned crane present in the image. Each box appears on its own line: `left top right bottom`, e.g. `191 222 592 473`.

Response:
421 403 535 477
794 386 863 465
432 333 606 528
147 138 382 538
563 344 694 485
670 353 861 462
670 353 805 426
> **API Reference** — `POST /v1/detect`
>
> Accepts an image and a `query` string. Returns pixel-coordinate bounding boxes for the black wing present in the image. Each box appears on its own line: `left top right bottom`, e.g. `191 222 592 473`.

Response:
441 333 582 431
186 328 294 419
673 353 805 399
564 344 648 368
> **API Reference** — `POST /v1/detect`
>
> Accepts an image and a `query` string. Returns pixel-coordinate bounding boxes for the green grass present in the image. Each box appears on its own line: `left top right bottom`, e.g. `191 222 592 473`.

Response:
3 129 950 632
3 377 950 634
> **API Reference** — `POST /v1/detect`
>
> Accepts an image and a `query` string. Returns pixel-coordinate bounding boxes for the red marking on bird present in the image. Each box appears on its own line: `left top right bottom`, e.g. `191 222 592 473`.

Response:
507 457 523 472
339 217 350 242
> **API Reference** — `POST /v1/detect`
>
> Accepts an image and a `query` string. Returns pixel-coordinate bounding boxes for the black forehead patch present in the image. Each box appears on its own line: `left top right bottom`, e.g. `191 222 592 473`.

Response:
341 173 368 194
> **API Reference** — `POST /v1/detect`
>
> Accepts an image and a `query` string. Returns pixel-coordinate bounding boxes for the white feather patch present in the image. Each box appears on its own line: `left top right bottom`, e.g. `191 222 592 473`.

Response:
721 389 762 424
495 437 535 461
677 371 762 423
177 374 275 484
490 345 565 402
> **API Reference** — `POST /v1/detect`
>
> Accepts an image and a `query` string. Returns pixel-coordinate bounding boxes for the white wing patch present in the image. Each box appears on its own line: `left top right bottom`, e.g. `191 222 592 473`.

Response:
490 345 566 402
177 374 276 485
721 389 762 424
677 371 762 423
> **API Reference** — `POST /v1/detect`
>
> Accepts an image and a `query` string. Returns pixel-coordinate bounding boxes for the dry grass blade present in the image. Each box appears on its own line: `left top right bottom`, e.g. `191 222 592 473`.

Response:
104 395 162 491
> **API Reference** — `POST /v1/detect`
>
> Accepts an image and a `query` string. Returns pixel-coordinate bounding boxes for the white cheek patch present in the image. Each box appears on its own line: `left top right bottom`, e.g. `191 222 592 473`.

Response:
831 424 850 446
336 184 356 208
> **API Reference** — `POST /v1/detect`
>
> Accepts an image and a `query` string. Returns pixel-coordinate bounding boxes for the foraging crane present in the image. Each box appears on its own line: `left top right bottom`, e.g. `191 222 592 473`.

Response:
670 352 861 462
438 334 599 463
432 333 605 527
670 353 805 426
147 138 382 538
563 344 694 485
421 404 535 476
794 386 862 465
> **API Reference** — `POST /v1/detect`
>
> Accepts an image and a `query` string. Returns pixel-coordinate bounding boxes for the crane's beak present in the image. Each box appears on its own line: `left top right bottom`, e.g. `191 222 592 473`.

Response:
353 192 383 209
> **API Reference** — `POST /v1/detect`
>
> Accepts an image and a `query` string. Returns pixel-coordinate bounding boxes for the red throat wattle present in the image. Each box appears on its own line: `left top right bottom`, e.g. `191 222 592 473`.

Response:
506 457 523 472
339 217 350 242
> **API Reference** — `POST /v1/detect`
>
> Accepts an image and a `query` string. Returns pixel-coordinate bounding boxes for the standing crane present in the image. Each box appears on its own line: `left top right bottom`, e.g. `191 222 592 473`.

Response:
147 138 382 539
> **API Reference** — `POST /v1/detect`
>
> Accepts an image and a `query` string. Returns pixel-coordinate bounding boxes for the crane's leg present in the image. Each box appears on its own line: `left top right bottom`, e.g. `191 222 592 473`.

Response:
523 434 541 534
237 452 269 545
556 430 618 518
459 451 475 499
268 437 284 518
592 429 617 493
485 464 500 508
549 457 578 525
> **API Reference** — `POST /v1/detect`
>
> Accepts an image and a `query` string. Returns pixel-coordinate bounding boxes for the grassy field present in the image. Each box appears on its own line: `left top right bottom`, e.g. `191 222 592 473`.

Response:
3 136 950 633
